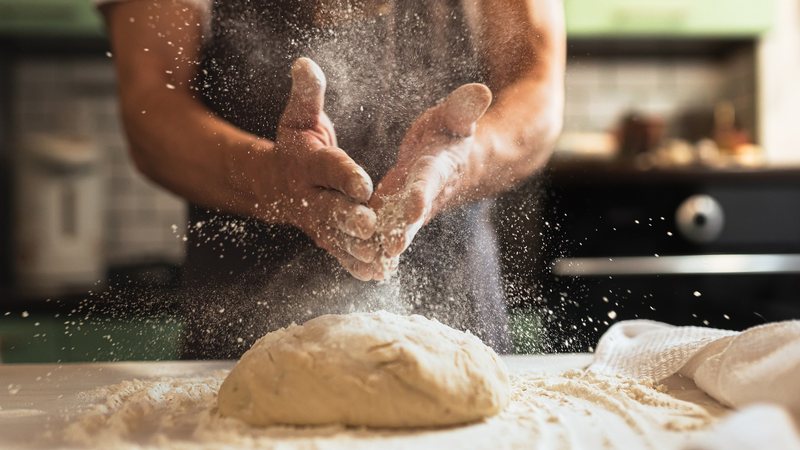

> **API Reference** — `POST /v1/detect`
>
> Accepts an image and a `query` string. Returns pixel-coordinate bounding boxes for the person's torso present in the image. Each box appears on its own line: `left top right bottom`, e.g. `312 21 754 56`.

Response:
179 0 511 355
189 0 487 278
199 0 482 177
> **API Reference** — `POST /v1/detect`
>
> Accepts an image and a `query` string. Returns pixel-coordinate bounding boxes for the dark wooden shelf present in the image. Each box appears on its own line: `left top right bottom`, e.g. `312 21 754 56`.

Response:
546 158 800 185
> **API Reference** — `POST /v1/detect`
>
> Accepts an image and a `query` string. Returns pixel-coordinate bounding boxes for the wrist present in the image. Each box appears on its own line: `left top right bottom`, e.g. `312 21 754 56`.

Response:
226 137 284 221
436 135 485 211
454 125 497 202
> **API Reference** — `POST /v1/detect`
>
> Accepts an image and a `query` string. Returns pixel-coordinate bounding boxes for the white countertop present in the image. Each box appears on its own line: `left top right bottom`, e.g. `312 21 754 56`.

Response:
0 354 727 449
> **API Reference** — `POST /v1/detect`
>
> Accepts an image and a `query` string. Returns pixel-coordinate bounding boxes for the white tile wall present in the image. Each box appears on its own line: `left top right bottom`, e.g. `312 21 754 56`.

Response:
758 0 800 164
12 58 186 267
563 55 755 139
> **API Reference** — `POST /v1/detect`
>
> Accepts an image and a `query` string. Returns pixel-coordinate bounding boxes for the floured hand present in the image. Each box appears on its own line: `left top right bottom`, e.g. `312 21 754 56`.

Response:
255 58 378 280
367 84 493 280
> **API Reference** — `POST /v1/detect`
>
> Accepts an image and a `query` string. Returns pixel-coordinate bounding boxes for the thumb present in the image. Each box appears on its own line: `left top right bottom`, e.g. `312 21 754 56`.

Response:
281 57 327 129
436 83 492 137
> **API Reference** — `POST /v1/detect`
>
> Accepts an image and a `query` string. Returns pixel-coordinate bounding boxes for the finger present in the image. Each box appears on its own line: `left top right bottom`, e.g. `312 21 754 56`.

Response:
308 190 379 263
314 187 377 239
372 255 399 281
370 165 408 210
382 210 425 257
311 232 374 281
381 156 454 257
332 248 375 281
337 233 380 263
436 83 492 137
406 155 454 214
380 192 422 258
313 188 377 238
319 113 338 147
281 57 327 129
334 204 377 240
309 147 374 203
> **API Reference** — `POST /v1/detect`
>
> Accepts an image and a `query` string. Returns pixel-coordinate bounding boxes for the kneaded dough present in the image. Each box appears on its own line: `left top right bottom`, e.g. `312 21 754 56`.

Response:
217 311 510 428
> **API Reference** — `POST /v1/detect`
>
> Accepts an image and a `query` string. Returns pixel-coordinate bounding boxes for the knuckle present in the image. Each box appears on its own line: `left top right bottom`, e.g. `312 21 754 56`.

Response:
348 262 373 281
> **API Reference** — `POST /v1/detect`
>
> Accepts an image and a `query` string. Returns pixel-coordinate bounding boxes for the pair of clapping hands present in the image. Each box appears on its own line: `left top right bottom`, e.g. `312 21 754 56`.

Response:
259 58 492 281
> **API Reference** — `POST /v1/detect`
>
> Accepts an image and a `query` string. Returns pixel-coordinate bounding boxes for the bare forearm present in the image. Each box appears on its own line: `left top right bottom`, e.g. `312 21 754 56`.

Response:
454 0 565 203
119 87 272 218
104 0 272 219
463 72 564 199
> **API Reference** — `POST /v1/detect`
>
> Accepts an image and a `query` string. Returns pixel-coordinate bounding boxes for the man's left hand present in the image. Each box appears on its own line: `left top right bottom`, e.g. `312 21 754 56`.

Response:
368 83 493 280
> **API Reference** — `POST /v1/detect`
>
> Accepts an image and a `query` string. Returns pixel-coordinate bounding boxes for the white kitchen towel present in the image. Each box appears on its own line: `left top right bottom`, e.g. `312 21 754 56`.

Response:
590 319 800 413
684 404 800 450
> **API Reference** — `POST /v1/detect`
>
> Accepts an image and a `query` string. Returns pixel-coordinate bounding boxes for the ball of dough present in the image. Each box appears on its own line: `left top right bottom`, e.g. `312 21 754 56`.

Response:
217 311 510 428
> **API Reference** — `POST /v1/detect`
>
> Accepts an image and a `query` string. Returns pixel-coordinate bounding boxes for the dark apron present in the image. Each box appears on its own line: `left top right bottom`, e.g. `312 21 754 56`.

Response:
180 0 511 358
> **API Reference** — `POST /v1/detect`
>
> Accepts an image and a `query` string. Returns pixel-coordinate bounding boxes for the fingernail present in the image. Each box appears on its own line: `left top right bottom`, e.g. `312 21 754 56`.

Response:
349 179 372 203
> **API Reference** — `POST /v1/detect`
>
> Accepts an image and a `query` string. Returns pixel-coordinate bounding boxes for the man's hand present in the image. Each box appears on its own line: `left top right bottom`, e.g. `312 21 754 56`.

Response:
254 58 378 280
369 84 493 280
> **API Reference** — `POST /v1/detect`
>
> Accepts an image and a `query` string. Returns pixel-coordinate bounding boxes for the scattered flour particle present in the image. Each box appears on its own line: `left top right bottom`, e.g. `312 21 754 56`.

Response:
60 370 716 449
21 311 29 318
166 83 176 90
693 291 702 297
607 310 617 320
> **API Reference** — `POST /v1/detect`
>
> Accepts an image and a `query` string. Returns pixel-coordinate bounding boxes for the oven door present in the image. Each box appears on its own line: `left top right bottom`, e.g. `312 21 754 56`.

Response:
504 163 800 352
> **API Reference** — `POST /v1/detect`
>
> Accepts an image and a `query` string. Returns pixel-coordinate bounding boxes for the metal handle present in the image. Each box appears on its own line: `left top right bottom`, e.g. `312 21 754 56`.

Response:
553 254 800 276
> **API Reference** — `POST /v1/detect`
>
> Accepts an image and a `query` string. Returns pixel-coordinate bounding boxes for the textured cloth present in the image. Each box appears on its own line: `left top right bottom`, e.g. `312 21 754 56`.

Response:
591 319 800 412
685 405 800 450
592 320 800 449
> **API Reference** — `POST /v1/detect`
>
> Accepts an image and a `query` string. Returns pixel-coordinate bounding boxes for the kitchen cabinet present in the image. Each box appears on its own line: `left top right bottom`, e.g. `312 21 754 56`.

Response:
0 0 776 39
565 0 774 37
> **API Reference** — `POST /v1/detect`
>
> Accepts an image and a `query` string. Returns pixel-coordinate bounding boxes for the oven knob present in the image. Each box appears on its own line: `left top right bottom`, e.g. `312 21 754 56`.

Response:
676 195 724 243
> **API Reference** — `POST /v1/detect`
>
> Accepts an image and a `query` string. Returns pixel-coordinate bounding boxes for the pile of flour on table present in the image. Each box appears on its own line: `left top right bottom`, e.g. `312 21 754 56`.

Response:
60 369 719 450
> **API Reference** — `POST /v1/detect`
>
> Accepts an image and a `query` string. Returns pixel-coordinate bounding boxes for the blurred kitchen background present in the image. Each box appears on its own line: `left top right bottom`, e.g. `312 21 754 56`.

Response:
1 0 799 361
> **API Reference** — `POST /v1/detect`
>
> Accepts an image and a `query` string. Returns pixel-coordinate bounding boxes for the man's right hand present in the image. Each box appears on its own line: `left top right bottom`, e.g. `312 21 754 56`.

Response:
250 58 379 281
101 3 380 280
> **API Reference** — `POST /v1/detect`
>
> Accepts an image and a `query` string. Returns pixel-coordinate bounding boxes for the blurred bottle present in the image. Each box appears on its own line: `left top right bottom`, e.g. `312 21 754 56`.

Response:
713 101 750 153
617 111 665 160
